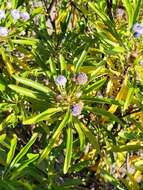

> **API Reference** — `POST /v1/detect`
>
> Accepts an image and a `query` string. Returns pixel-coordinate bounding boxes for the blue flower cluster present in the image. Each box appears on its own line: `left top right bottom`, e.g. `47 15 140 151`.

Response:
55 73 88 116
0 9 30 37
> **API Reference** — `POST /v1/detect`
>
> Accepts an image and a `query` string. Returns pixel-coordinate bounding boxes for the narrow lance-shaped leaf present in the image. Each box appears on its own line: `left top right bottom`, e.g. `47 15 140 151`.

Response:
86 106 123 125
82 96 122 106
31 7 44 18
77 120 100 153
6 134 17 165
13 75 52 94
10 133 38 169
108 75 128 113
8 85 39 100
11 0 18 8
132 0 142 25
74 120 85 151
88 2 108 21
75 50 87 72
123 87 134 111
10 154 39 180
63 126 73 174
39 110 70 162
11 38 39 46
59 54 67 73
23 107 62 125
49 57 57 75
0 134 6 144
122 0 133 29
110 144 143 152
134 160 143 171
84 78 106 93
0 48 15 76
103 171 125 190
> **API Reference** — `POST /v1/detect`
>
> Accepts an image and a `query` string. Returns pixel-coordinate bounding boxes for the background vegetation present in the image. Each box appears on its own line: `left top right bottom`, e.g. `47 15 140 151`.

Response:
0 0 143 189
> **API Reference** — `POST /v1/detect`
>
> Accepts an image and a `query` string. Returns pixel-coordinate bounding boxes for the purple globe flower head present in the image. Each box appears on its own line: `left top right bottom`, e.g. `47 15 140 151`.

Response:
0 27 8 37
0 10 6 20
71 102 83 116
20 12 30 21
76 72 88 85
11 9 20 21
55 75 67 87
133 23 143 38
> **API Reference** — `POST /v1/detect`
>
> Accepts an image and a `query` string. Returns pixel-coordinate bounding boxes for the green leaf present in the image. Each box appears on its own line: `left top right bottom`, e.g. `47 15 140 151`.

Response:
6 134 17 165
103 171 125 190
49 57 57 75
110 144 143 152
75 50 87 72
0 134 6 144
11 154 39 179
13 75 52 94
123 87 134 110
11 39 38 46
88 2 108 21
23 107 62 124
39 110 70 162
84 78 106 93
31 7 44 18
122 0 133 29
63 126 73 174
88 2 122 43
86 106 123 125
11 0 18 8
132 0 142 25
82 96 122 105
78 120 100 152
59 54 67 73
10 133 38 168
134 160 143 171
8 85 39 100
74 121 85 151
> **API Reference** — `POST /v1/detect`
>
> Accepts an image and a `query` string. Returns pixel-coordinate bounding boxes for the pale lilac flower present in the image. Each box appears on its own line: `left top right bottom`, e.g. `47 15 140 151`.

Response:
20 12 30 21
11 9 20 21
76 72 88 85
0 27 8 37
55 75 67 87
71 102 83 116
133 23 143 38
0 10 6 20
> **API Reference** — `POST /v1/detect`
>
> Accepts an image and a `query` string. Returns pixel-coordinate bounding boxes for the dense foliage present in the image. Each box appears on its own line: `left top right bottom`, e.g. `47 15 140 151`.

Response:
0 0 143 189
